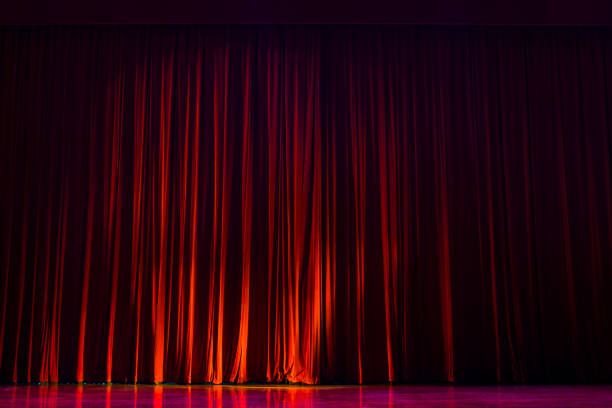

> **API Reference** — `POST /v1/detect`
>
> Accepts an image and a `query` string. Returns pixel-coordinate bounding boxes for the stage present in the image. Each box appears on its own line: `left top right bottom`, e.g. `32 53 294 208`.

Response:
1 385 611 407
3 17 612 408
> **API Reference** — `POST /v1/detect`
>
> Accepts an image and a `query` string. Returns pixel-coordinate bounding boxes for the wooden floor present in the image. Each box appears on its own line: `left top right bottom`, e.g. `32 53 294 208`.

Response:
1 384 611 407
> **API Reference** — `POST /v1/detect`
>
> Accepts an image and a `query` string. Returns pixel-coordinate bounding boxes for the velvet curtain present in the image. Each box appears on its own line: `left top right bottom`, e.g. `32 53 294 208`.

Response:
1 26 612 384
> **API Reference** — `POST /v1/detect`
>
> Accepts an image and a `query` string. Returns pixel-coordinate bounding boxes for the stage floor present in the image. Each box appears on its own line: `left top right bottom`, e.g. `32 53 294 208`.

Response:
1 384 611 407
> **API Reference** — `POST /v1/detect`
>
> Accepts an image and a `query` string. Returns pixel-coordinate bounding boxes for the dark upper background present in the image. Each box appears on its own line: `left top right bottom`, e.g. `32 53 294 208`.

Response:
1 0 612 25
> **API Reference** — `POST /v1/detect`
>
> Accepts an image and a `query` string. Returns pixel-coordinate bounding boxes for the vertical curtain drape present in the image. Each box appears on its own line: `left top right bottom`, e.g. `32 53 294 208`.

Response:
1 25 612 384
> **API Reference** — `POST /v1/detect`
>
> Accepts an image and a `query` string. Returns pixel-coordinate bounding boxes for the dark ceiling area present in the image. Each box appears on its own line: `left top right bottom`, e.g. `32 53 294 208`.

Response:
1 0 612 25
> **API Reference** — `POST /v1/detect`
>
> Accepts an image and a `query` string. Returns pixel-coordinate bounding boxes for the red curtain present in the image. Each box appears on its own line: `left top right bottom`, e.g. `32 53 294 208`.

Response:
1 26 612 384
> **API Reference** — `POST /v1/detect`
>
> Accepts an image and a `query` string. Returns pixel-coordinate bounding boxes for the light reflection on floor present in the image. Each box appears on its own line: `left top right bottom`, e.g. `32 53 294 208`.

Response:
1 384 611 407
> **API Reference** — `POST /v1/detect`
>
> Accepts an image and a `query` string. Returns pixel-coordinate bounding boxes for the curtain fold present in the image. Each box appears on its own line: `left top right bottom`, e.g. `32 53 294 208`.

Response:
1 25 612 384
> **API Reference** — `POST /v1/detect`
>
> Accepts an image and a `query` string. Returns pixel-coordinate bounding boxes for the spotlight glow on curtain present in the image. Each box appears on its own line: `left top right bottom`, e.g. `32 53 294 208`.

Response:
1 26 612 384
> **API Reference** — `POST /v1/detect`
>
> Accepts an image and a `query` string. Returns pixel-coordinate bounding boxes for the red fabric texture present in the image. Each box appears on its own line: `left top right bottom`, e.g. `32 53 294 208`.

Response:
1 26 612 384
